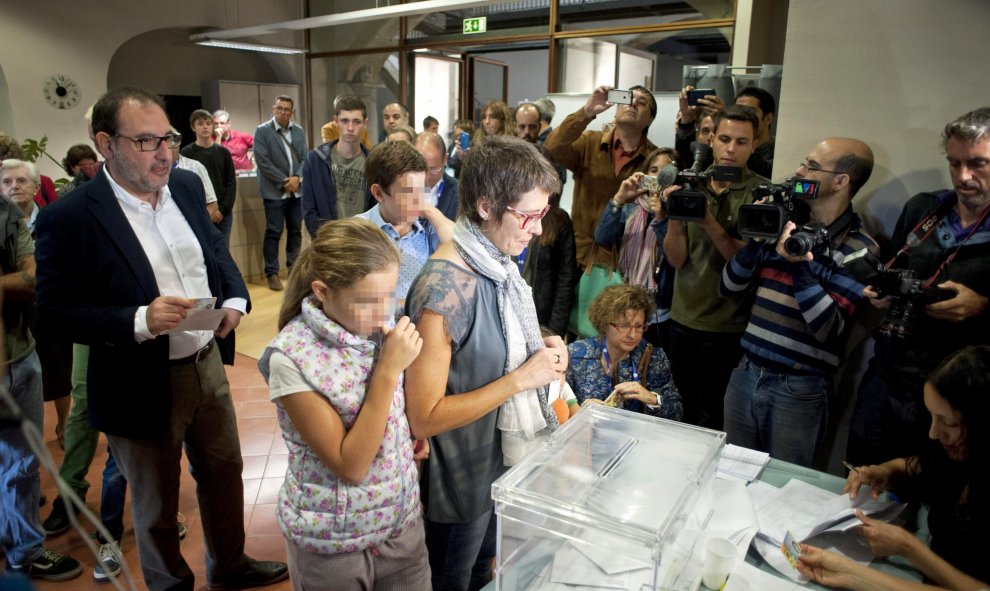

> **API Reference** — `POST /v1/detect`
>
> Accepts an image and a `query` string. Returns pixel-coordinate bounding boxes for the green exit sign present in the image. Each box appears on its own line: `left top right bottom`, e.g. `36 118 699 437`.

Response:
463 17 487 34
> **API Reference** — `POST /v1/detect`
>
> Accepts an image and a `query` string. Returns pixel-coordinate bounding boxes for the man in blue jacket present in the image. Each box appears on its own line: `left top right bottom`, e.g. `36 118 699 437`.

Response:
301 94 372 238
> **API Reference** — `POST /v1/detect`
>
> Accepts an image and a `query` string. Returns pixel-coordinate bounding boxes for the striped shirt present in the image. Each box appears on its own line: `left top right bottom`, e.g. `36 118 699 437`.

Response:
720 211 878 375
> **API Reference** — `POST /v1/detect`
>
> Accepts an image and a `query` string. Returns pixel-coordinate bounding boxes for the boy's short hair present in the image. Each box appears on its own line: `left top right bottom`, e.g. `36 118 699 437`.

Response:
334 94 367 119
366 138 427 191
189 109 214 127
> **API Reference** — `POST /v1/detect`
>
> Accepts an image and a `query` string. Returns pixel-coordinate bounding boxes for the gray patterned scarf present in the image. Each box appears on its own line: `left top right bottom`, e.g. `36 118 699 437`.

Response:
453 218 558 464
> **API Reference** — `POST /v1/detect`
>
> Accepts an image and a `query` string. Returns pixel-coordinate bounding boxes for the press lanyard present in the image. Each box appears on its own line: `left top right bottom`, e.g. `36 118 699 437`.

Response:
516 246 527 275
885 194 990 289
601 336 638 385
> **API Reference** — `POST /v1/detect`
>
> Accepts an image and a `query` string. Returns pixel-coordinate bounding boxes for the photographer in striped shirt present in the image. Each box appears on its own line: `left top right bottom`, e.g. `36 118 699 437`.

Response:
719 138 877 467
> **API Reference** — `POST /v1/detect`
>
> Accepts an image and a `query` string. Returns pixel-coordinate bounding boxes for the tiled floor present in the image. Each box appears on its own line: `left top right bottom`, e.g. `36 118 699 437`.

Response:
29 353 293 591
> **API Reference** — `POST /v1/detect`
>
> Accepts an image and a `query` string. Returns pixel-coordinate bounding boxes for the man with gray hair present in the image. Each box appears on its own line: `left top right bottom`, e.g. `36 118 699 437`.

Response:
212 110 254 171
534 97 556 143
847 106 990 467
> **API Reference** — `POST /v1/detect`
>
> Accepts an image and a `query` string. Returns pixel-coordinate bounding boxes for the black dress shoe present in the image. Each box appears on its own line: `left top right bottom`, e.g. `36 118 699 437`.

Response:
207 558 289 590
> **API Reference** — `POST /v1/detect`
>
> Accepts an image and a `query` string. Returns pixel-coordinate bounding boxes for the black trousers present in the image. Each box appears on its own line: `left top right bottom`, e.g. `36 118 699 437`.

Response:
667 321 744 430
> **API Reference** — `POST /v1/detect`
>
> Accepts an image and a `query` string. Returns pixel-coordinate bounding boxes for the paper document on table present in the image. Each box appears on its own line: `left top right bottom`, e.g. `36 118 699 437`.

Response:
162 307 226 333
717 444 770 482
753 479 903 580
548 542 653 589
725 558 804 591
707 478 760 557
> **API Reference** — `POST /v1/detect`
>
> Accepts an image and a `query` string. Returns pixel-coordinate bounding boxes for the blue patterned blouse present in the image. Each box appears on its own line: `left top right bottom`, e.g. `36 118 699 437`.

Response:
566 337 682 421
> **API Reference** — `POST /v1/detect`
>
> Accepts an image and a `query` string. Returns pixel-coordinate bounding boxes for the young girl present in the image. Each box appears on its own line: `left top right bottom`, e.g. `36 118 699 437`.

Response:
259 218 430 590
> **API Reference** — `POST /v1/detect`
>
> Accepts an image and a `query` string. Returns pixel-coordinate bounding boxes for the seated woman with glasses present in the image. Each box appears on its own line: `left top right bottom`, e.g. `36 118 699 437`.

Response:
567 284 681 419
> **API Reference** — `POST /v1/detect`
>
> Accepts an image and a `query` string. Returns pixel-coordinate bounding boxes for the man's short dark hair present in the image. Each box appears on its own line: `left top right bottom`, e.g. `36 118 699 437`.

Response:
189 109 213 127
629 85 658 121
366 138 426 191
735 86 776 117
335 94 367 119
713 104 760 137
275 95 294 108
384 103 408 117
91 87 166 137
942 107 990 150
423 115 439 129
834 152 874 197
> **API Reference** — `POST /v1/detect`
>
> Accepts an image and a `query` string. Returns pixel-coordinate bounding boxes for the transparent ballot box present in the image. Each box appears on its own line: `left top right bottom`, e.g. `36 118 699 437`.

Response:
491 406 725 591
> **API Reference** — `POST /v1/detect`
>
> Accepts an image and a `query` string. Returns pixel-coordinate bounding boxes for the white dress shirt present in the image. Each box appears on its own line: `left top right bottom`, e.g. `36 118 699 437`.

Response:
104 168 245 358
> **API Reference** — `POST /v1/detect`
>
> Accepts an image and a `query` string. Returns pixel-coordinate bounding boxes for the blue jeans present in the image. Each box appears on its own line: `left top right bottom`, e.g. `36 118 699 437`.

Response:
0 352 46 566
723 358 831 468
262 197 302 277
425 509 497 591
99 450 126 543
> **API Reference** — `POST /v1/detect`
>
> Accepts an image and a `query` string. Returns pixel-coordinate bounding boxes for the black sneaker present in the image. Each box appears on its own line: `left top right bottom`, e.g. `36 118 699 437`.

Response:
7 549 83 582
42 496 71 537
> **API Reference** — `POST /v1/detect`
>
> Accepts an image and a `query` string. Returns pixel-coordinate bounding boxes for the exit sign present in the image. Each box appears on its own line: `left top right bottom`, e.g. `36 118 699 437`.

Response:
463 17 487 34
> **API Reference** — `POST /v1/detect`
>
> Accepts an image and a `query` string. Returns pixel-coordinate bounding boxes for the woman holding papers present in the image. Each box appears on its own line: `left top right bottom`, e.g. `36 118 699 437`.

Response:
841 345 990 587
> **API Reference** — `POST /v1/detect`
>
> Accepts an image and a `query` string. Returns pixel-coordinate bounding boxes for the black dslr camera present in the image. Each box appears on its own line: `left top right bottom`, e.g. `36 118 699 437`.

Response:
843 251 957 340
666 142 744 221
738 178 827 256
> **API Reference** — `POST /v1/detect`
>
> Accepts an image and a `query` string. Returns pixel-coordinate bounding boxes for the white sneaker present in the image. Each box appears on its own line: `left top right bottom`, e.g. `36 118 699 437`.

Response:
93 541 121 581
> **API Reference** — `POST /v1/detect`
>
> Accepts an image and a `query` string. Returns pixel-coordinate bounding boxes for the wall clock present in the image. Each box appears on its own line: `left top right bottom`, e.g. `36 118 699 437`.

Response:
44 75 81 110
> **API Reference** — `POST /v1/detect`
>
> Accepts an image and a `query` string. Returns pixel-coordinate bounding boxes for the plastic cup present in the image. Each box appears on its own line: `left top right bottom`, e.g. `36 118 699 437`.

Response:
701 537 737 590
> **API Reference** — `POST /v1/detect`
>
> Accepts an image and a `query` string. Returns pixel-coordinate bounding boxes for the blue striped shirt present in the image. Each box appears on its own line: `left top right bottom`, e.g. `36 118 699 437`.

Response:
720 212 878 375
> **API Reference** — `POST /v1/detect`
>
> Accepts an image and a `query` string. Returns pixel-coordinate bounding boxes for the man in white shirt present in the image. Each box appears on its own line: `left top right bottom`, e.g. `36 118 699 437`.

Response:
34 87 287 591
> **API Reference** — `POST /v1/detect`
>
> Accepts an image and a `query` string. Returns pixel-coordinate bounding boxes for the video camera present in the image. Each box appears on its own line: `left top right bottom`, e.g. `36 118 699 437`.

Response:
666 142 744 221
737 178 828 256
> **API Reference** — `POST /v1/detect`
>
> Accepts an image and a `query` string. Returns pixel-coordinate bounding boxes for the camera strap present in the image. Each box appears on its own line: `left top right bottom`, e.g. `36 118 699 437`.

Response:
885 193 990 289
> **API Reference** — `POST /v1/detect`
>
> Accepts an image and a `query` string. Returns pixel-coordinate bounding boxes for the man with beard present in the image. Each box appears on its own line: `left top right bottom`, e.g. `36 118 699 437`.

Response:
847 107 990 467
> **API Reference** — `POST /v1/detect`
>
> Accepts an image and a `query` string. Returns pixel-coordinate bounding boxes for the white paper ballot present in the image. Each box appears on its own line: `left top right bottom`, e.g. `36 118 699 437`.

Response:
163 307 226 333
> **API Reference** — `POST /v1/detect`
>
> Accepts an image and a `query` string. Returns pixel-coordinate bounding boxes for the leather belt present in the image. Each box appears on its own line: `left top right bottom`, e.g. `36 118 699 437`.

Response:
170 340 215 366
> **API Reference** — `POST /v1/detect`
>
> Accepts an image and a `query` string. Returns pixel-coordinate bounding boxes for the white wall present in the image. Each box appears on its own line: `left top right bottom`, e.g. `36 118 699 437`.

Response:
777 0 990 473
0 0 305 179
776 0 990 240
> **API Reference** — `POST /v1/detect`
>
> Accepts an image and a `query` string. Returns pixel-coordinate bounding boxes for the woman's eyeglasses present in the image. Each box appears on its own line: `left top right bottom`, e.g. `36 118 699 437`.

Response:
505 204 551 229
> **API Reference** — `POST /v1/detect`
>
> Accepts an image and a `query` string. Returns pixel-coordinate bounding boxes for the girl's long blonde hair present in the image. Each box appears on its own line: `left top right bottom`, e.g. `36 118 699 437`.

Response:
278 218 400 329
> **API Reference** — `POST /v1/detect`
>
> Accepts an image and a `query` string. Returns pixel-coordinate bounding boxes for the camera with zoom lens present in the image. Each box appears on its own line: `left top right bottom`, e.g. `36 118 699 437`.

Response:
737 178 821 240
843 251 957 340
783 222 830 257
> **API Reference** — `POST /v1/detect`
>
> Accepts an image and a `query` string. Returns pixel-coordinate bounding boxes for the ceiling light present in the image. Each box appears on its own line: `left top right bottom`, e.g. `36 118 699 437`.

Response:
195 39 307 54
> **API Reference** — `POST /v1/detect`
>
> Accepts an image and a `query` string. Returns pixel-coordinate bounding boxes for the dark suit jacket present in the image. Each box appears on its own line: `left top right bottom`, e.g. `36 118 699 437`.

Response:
34 169 250 438
436 173 459 221
253 119 308 201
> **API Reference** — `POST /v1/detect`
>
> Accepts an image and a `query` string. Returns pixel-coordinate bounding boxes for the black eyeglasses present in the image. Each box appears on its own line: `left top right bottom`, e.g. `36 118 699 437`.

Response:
114 133 182 152
798 160 843 175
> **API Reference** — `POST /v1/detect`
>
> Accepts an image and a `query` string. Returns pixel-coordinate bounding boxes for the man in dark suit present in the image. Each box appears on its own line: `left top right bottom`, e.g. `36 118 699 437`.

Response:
414 132 458 221
34 87 287 591
252 95 307 291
